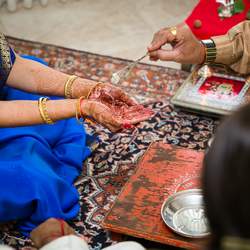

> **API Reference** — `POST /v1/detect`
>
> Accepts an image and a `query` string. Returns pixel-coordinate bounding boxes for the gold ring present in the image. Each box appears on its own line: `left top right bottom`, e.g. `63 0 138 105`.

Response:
169 26 177 36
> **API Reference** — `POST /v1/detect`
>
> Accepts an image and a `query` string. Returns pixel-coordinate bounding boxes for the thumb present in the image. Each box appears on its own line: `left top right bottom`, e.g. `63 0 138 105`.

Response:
147 41 162 52
150 48 179 62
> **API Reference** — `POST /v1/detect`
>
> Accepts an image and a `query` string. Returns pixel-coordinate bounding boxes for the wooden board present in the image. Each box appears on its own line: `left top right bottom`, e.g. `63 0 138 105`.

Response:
102 142 208 249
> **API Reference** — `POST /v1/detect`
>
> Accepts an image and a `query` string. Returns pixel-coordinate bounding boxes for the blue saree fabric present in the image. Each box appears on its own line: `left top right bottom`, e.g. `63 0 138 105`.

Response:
0 56 92 236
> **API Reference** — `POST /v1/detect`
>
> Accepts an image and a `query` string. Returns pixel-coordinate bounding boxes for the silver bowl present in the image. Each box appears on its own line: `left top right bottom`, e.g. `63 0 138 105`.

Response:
207 137 214 148
161 189 210 238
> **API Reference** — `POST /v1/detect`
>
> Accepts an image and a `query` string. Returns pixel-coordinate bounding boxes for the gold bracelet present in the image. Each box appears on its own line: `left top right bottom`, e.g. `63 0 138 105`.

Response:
201 39 216 64
38 97 55 125
86 82 102 99
75 97 94 124
76 96 85 123
64 75 78 99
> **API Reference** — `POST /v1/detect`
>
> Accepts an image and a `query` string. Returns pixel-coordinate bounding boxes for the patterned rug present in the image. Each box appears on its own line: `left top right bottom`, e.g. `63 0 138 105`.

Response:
0 37 218 250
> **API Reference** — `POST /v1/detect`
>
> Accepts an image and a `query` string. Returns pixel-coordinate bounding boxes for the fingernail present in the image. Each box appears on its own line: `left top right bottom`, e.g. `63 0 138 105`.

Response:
122 123 133 129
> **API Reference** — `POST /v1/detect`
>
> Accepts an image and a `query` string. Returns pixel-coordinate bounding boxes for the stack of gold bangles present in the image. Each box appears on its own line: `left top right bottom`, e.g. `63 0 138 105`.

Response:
38 74 79 125
38 75 103 125
64 75 103 123
64 75 79 99
64 74 102 100
75 96 85 124
38 95 85 125
38 97 55 125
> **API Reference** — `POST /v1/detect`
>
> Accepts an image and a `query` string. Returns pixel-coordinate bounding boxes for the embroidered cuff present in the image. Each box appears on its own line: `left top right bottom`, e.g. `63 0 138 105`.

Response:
0 33 16 89
212 35 236 66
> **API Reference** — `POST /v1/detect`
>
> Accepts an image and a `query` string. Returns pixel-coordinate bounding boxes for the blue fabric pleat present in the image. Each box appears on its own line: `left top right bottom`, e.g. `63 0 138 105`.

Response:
0 56 92 236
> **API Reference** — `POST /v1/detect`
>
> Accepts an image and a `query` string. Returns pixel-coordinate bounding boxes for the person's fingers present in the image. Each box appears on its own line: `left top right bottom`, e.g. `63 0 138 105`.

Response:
121 94 137 106
117 90 137 106
148 32 165 51
122 109 154 124
149 55 158 61
64 222 77 235
92 114 121 131
126 114 153 124
106 123 121 132
149 48 180 62
30 218 74 249
122 105 154 119
110 87 137 106
91 83 137 106
148 29 176 52
103 117 122 132
81 101 121 131
93 106 123 130
106 116 122 128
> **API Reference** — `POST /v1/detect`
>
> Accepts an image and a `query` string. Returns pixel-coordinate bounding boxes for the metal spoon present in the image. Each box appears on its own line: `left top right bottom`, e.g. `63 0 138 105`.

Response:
111 52 149 85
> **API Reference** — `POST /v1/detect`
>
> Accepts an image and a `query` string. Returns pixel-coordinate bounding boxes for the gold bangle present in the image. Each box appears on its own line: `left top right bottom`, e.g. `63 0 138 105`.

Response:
38 97 55 125
76 97 95 124
201 39 216 64
76 96 85 123
64 75 78 99
86 82 102 99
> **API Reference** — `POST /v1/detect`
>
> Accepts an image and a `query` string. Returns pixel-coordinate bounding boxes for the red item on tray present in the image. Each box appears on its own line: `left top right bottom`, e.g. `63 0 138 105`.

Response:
198 75 245 99
185 0 250 39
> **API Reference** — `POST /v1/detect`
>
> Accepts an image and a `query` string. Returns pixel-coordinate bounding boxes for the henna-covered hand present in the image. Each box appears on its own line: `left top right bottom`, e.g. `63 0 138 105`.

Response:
89 83 137 106
81 99 123 132
84 83 154 132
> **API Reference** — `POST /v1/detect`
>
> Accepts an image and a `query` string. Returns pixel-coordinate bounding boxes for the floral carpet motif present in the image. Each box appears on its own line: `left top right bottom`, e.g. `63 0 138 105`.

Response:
0 37 218 250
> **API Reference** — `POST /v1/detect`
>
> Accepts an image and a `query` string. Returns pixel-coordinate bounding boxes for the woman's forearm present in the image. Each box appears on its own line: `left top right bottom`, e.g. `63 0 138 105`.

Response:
6 56 97 98
0 99 77 127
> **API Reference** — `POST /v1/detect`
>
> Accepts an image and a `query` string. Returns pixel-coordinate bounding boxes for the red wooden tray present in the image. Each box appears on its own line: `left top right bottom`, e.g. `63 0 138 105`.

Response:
102 142 207 249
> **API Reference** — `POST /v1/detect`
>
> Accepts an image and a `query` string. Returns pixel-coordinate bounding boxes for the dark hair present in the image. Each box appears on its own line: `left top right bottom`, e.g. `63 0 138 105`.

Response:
203 103 250 249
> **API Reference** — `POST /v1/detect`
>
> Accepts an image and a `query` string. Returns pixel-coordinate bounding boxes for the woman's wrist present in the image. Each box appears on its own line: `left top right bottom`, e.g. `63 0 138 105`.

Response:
46 99 77 121
80 99 90 117
71 78 97 98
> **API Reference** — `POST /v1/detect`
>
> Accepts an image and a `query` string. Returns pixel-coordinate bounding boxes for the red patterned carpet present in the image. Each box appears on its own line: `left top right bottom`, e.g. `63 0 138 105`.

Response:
0 37 218 249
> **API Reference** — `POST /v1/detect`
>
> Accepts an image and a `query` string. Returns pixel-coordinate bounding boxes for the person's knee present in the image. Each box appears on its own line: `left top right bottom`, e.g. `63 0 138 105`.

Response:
0 246 14 250
104 241 145 250
40 235 89 250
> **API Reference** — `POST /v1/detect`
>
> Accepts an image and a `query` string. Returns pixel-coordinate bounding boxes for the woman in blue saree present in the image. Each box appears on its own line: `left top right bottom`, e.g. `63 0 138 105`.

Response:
0 32 139 241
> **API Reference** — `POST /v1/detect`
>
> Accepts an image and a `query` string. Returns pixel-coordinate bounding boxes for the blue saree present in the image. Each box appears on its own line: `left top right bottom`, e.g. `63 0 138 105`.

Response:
0 33 93 236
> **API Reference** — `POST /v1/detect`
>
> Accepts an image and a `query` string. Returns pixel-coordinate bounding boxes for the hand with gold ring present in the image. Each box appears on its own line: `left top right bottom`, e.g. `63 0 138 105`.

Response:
169 26 177 37
147 22 205 64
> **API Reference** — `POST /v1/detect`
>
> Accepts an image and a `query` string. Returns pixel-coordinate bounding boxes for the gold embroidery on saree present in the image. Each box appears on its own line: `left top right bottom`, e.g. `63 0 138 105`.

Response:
0 32 12 82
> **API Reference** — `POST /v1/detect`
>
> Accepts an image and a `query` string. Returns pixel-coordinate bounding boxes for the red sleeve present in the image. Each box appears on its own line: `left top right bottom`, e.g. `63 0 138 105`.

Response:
185 0 250 39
